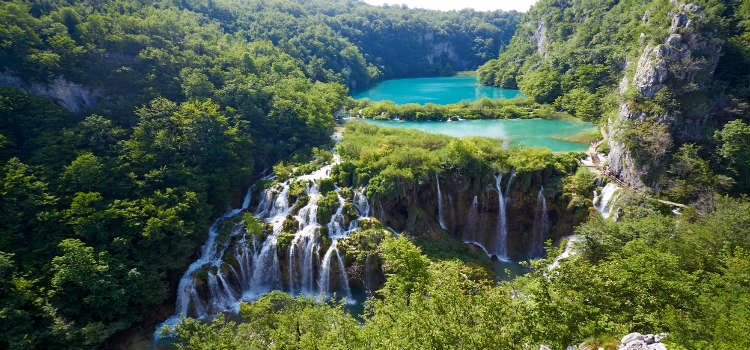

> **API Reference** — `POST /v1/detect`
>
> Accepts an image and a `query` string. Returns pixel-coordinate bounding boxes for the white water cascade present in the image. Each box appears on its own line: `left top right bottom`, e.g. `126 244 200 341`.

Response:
436 173 447 230
548 235 580 271
530 186 548 258
318 240 353 301
494 173 509 260
157 155 372 339
594 182 621 219
157 187 254 335
288 182 322 296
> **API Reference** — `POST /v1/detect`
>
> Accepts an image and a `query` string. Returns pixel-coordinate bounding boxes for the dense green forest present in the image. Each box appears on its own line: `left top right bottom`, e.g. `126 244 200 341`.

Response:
1 0 749 349
0 0 519 348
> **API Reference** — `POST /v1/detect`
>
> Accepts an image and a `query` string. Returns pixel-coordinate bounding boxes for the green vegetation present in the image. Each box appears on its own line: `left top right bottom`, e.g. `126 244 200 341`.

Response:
170 197 750 349
0 0 520 348
1 0 748 349
477 0 749 205
344 96 574 121
333 121 580 203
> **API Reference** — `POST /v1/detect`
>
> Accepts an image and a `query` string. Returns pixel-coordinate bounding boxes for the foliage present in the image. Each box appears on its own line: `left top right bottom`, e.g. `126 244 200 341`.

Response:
172 198 750 349
335 121 578 203
344 96 577 121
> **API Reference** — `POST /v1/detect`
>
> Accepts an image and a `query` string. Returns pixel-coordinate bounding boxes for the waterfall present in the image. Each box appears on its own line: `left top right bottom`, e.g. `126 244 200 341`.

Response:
318 242 335 297
462 196 493 258
249 184 290 295
354 188 370 217
157 187 253 334
289 182 321 296
158 154 370 341
504 168 515 203
530 186 548 258
436 173 447 230
334 246 353 303
594 182 621 220
494 174 509 260
328 192 347 238
318 240 352 303
548 235 580 271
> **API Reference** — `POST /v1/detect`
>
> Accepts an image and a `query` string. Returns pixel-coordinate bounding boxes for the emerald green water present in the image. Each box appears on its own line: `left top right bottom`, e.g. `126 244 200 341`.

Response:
363 119 595 152
351 76 523 105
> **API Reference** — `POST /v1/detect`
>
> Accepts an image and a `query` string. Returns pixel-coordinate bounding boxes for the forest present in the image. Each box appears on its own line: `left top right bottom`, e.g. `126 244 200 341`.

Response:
1 0 748 349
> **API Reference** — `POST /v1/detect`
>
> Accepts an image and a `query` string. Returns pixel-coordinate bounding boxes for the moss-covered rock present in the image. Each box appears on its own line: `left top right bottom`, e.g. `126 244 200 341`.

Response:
277 233 295 251
282 216 299 234
317 191 340 225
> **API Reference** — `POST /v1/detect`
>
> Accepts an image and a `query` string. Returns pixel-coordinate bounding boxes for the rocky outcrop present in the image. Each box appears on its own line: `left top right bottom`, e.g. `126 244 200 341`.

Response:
0 72 102 113
538 332 668 350
607 3 722 191
533 20 548 57
424 41 467 69
618 332 668 350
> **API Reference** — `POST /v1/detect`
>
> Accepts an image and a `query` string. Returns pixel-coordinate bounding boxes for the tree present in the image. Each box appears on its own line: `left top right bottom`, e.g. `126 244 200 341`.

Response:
714 119 750 193
518 69 562 104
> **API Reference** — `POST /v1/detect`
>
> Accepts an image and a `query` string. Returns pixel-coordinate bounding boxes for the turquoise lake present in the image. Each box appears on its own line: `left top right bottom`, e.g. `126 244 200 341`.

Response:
362 119 595 152
351 76 523 105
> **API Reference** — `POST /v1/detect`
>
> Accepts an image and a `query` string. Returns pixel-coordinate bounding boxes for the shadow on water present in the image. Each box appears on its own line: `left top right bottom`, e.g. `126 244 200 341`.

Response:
492 258 531 281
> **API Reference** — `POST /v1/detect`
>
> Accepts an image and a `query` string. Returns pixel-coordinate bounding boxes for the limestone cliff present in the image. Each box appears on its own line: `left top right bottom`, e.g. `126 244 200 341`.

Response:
0 73 102 114
375 171 580 259
607 2 722 191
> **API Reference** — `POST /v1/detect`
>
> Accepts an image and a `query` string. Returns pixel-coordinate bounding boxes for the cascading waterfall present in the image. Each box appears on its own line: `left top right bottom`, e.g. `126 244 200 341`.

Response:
158 155 370 340
157 187 253 334
318 240 354 303
462 196 479 242
436 173 447 230
594 182 621 219
548 235 580 271
494 173 509 260
530 186 548 258
288 182 321 296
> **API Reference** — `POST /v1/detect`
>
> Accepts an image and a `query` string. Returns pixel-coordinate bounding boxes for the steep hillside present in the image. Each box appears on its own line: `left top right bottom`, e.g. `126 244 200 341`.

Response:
478 0 749 204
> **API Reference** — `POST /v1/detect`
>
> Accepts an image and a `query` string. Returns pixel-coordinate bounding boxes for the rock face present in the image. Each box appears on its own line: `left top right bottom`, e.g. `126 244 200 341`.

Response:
376 172 577 259
533 20 548 57
607 3 722 191
618 332 668 350
0 72 102 113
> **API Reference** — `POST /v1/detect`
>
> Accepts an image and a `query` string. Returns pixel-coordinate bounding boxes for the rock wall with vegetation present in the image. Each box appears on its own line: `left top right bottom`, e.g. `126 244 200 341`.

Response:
334 122 588 259
477 0 749 206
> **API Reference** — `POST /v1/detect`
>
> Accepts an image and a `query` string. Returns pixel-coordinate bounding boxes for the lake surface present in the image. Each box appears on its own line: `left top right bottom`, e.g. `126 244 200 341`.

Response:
363 119 595 152
351 76 523 105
